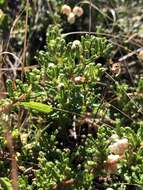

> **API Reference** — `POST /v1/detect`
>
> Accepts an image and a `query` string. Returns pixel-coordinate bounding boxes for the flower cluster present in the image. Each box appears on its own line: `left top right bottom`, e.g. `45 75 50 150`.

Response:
106 134 129 173
109 138 129 155
61 4 84 24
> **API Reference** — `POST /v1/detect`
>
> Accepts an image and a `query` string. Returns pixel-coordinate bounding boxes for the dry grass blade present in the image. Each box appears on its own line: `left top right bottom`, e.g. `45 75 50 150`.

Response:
79 0 113 21
5 9 25 52
0 51 23 80
0 45 6 99
21 0 29 75
89 0 92 34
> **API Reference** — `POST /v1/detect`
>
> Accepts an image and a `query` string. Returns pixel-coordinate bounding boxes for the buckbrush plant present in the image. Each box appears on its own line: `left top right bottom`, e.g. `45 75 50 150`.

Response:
1 23 143 190
1 1 143 190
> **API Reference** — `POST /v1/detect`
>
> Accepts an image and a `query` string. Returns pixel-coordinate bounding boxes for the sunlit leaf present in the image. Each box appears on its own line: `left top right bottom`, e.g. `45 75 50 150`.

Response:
0 177 13 190
20 102 53 113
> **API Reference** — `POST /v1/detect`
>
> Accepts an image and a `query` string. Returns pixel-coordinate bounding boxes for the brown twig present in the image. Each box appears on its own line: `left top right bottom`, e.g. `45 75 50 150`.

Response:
52 178 76 190
89 0 92 34
5 122 19 190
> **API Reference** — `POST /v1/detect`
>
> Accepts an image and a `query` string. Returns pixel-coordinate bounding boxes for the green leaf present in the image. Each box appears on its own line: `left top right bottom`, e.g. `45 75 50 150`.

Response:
0 0 5 5
0 177 13 190
20 102 53 113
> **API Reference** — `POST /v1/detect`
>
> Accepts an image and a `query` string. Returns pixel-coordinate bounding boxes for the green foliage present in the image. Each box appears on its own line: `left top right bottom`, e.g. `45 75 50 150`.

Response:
0 177 13 190
1 1 143 190
1 23 143 189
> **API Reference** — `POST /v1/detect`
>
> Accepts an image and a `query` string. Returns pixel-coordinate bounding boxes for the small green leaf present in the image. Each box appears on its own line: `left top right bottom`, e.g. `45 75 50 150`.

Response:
0 0 4 4
0 177 13 190
20 102 53 113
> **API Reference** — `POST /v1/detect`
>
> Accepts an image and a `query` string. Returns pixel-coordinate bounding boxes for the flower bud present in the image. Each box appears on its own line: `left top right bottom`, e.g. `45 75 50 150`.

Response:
61 4 71 16
67 12 75 24
73 6 84 17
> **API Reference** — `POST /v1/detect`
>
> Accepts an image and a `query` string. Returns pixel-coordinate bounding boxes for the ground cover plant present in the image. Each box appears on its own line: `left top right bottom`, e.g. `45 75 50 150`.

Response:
0 0 143 189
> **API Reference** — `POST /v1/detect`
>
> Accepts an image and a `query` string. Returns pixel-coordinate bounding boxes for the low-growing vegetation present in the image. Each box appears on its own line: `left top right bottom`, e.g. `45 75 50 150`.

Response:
0 0 143 189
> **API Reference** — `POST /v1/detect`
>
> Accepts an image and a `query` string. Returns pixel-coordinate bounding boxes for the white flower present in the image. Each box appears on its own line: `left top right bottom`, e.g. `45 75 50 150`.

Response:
57 83 64 90
71 40 81 49
67 12 75 24
106 188 114 190
20 133 28 144
61 4 71 16
73 76 85 83
109 138 129 155
73 6 84 17
109 134 119 142
48 63 55 67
